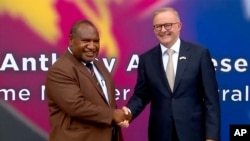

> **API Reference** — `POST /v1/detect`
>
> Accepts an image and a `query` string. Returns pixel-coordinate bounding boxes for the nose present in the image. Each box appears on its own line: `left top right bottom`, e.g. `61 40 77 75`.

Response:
88 41 95 49
160 25 167 32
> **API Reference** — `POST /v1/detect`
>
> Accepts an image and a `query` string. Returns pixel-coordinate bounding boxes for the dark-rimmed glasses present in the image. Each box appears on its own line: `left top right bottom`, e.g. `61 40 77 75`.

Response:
153 22 178 31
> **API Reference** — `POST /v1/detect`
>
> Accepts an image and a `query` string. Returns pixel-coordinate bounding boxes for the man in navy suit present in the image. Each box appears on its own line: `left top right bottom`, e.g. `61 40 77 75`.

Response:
122 7 220 141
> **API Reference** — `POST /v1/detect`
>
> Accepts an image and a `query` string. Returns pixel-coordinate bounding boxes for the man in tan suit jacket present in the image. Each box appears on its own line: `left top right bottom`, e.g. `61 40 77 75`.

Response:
45 20 129 141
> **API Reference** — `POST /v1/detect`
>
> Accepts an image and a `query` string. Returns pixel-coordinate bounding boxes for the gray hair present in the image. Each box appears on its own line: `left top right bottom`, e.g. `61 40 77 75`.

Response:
153 7 181 22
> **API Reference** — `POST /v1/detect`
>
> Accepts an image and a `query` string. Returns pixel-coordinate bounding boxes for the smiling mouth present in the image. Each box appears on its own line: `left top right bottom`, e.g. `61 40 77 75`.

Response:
160 33 171 38
85 52 95 57
159 31 171 36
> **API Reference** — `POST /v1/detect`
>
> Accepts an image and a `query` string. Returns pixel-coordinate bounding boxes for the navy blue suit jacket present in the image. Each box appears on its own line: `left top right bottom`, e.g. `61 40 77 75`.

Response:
127 40 220 141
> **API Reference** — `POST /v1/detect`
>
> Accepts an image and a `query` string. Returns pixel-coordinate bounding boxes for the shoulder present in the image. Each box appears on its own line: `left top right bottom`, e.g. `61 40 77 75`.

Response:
50 53 70 69
140 45 161 58
180 39 212 57
48 50 79 75
181 39 208 51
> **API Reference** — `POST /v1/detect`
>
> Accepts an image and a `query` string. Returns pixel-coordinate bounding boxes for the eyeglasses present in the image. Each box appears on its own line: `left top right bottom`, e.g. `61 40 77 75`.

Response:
153 22 178 31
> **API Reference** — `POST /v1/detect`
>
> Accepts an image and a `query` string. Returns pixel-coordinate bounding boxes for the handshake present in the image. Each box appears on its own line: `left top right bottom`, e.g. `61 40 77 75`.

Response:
113 106 132 128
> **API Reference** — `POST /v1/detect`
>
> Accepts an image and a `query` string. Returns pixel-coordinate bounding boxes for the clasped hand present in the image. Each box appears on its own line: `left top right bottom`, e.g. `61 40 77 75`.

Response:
113 106 131 128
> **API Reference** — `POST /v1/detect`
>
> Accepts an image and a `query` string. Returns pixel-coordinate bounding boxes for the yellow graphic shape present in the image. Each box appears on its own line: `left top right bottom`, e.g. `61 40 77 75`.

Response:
69 0 119 57
0 0 60 45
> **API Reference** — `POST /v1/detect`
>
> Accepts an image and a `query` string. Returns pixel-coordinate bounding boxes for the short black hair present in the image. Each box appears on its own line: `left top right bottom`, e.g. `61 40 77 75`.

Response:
70 20 96 35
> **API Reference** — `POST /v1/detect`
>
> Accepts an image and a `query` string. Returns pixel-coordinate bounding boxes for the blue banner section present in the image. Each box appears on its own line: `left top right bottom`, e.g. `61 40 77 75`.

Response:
190 1 250 141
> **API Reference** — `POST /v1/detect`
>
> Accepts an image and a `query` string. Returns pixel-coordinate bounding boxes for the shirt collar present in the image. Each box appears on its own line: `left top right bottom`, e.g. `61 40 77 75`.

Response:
68 47 73 54
160 38 181 55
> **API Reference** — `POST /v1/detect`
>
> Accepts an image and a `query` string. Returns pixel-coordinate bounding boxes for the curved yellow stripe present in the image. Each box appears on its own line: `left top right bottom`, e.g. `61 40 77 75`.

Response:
0 0 60 45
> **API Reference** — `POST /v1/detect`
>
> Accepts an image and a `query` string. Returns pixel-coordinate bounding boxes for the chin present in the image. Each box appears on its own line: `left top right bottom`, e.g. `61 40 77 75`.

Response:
159 37 170 42
160 40 170 45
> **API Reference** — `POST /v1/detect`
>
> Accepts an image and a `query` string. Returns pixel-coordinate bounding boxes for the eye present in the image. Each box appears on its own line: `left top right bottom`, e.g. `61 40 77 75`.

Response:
154 24 161 28
81 39 90 42
94 39 100 43
153 24 162 31
164 23 172 27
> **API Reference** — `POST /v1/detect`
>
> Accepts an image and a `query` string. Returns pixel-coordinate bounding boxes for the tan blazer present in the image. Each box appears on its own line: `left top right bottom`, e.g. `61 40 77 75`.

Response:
45 50 123 141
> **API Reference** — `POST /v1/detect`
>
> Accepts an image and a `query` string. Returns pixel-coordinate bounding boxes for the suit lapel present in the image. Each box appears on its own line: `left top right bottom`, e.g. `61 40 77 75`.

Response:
73 60 101 94
152 45 173 92
66 51 110 105
93 60 112 106
174 41 191 92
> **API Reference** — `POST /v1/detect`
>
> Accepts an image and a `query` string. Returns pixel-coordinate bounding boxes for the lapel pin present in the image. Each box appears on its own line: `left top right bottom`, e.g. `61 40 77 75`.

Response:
179 56 186 60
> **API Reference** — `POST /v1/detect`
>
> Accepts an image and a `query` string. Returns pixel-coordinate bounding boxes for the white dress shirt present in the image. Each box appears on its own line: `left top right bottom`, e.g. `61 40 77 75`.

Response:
160 38 181 75
88 62 109 103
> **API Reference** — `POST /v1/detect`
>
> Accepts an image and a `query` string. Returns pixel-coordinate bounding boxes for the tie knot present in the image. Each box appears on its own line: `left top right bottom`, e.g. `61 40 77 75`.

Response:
167 49 174 55
86 62 93 71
